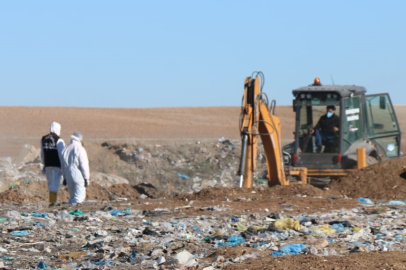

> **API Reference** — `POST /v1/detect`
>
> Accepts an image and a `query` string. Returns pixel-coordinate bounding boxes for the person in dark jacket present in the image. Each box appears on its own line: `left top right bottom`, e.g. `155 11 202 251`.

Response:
310 105 339 152
40 122 65 206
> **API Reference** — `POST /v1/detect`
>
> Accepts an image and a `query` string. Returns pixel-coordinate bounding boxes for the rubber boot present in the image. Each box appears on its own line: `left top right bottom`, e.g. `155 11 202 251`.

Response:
49 192 57 206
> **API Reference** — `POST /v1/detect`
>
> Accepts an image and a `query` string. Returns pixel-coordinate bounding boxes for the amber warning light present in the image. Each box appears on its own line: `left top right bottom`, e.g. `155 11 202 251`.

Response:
313 77 321 85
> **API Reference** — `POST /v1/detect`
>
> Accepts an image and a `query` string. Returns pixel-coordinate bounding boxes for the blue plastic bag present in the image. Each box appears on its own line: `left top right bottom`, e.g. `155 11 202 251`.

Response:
358 198 373 204
110 210 130 216
330 223 345 233
228 235 244 242
384 200 406 206
177 173 190 180
271 243 306 256
193 225 203 233
11 231 29 236
32 212 48 218
270 251 284 256
37 261 48 269
280 243 306 254
218 235 245 246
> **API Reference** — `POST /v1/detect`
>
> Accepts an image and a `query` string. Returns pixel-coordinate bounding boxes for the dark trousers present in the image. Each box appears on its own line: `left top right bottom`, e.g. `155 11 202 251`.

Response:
315 130 336 147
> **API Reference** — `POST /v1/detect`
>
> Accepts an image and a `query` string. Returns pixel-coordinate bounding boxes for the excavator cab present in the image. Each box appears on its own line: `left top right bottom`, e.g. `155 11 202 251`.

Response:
285 78 401 174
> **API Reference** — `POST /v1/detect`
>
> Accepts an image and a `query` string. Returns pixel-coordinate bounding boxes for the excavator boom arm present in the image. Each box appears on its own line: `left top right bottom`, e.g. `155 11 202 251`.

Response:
238 73 287 187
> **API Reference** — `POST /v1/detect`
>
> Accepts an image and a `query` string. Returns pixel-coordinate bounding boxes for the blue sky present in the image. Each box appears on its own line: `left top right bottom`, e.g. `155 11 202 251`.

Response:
1 1 405 108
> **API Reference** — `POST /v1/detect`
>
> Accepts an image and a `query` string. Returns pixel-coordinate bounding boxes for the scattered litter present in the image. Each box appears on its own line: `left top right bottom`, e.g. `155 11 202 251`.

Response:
274 218 303 231
37 261 48 269
31 212 48 218
11 231 29 236
358 198 374 205
383 200 406 205
110 210 131 216
177 173 190 180
69 209 84 216
218 235 245 246
1 141 406 268
271 243 306 256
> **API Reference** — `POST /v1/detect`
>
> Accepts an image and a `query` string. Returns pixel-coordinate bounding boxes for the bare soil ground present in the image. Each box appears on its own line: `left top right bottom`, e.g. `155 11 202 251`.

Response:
0 106 247 157
2 105 406 269
1 105 406 157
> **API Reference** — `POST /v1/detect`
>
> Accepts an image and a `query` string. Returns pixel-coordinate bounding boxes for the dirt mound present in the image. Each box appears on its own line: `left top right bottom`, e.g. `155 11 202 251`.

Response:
178 184 334 202
109 183 142 198
132 183 163 198
0 181 142 204
328 158 406 200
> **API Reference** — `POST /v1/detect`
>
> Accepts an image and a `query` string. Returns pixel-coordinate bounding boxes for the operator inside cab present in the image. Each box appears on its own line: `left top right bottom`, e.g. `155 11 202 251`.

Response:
310 105 339 153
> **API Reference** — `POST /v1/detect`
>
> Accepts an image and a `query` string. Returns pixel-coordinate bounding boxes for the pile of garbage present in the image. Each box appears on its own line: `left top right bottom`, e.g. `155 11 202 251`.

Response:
4 138 406 199
4 137 267 197
0 157 45 193
98 137 253 194
1 195 406 269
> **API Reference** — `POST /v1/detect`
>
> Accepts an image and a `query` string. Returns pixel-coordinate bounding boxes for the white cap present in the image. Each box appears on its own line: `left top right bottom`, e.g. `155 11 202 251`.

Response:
50 122 61 136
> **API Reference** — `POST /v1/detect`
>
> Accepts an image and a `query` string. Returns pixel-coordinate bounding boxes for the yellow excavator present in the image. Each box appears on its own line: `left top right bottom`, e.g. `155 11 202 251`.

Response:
238 72 401 188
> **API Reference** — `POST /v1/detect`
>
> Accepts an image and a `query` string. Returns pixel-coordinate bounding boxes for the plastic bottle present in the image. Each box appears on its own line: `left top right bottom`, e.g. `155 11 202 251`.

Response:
59 210 73 222
6 210 21 220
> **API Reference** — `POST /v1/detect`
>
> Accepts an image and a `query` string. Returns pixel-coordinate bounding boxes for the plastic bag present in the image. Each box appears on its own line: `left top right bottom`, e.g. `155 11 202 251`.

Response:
274 218 303 231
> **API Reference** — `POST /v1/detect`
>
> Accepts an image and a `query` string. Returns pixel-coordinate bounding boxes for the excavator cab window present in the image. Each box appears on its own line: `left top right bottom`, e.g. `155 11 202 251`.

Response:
298 106 313 152
295 93 340 154
364 93 401 158
310 105 340 153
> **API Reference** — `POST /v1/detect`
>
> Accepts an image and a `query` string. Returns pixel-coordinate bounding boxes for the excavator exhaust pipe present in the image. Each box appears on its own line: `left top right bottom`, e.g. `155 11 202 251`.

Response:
238 133 249 188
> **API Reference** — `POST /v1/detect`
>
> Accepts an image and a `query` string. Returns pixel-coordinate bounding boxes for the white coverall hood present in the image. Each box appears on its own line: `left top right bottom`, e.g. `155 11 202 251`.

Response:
71 131 83 142
50 122 61 136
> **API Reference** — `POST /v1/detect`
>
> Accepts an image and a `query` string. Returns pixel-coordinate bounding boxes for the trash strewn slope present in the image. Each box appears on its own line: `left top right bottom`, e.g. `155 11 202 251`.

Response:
2 141 406 268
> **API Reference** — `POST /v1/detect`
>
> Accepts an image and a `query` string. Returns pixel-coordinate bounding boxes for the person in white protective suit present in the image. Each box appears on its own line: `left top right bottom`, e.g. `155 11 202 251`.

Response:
40 122 65 206
61 131 90 204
